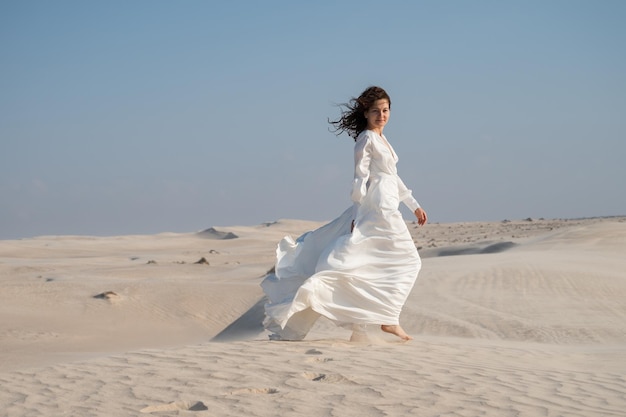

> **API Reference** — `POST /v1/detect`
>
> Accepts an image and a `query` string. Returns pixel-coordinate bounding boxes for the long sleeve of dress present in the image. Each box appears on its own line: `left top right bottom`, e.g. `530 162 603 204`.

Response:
397 175 421 212
351 135 372 205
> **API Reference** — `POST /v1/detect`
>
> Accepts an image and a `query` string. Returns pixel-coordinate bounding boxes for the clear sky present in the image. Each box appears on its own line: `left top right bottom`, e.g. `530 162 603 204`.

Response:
1 1 625 239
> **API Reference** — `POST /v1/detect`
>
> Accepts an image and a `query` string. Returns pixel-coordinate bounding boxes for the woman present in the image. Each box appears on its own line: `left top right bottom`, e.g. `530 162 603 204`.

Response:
262 86 427 341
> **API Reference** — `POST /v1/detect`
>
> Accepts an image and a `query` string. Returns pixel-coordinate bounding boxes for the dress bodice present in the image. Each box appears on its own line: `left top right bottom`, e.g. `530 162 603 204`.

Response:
351 130 420 212
355 130 399 177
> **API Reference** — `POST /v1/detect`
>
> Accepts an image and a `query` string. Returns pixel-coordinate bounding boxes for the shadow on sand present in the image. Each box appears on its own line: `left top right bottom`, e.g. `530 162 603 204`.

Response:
211 296 267 342
421 241 517 258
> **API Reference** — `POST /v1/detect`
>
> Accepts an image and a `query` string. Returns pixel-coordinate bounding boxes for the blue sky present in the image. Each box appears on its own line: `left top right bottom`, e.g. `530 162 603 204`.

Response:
1 1 625 239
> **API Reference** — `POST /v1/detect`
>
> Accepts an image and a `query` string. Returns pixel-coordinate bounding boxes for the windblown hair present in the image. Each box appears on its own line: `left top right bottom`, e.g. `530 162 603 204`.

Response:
329 86 391 141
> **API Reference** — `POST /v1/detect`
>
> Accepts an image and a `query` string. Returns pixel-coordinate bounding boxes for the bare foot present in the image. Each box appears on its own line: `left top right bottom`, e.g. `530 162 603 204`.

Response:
381 324 413 341
349 324 370 343
350 330 370 343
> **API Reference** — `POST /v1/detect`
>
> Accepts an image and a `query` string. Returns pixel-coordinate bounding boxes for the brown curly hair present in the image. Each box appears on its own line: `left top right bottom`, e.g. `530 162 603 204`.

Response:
329 86 391 141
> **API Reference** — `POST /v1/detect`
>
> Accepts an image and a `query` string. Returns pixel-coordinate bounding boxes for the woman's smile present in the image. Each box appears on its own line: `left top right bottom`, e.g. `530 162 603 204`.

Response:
365 99 390 133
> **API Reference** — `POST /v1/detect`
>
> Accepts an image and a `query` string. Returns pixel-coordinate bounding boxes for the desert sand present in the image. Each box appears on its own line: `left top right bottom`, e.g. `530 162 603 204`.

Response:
1 216 625 416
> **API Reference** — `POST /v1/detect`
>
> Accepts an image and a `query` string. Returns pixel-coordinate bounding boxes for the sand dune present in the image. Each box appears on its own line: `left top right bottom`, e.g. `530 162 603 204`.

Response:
0 216 625 416
197 227 239 240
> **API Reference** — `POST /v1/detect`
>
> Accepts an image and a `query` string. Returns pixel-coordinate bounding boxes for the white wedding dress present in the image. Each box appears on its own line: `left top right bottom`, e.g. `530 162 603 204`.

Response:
261 130 422 340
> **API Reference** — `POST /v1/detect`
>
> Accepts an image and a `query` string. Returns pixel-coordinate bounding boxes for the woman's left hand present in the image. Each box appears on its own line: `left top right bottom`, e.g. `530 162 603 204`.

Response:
414 208 428 226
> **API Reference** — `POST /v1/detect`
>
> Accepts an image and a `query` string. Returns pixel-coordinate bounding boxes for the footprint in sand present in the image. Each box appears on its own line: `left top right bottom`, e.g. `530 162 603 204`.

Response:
302 372 351 383
140 400 208 413
304 348 335 363
305 357 334 363
227 387 279 395
93 291 121 303
194 257 210 265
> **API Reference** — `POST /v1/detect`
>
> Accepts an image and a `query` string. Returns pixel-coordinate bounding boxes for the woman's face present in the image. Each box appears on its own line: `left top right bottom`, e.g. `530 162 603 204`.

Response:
364 99 390 133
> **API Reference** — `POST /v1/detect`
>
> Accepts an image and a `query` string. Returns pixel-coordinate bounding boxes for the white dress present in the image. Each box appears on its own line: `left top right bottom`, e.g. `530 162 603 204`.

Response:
261 130 422 340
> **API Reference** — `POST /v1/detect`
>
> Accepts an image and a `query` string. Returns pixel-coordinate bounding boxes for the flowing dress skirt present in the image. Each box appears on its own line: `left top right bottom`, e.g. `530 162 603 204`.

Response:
261 173 420 340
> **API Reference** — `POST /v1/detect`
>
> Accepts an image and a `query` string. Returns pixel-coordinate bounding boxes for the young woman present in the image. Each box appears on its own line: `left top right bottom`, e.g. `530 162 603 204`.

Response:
262 86 427 341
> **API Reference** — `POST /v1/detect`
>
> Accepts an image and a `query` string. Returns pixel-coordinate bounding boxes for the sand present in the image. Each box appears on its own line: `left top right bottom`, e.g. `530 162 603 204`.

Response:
1 216 625 416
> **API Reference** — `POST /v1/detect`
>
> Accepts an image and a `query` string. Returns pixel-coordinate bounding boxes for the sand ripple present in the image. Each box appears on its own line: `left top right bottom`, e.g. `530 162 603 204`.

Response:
1 339 625 417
